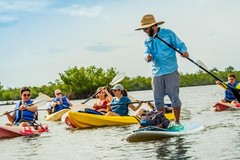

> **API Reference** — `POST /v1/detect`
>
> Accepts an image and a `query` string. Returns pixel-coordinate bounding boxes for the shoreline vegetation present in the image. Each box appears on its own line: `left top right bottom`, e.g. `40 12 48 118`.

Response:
0 65 239 101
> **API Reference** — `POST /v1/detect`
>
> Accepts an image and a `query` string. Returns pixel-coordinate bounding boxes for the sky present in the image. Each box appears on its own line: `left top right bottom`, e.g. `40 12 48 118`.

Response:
0 0 240 89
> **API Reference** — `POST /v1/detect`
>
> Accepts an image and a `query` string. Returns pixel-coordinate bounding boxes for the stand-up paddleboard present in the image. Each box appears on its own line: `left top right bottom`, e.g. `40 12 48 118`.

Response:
126 122 204 142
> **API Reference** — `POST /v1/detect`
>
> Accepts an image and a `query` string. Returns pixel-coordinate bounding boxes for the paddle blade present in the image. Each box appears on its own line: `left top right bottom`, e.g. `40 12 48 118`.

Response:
71 104 92 111
196 60 209 71
33 93 49 106
229 87 240 102
109 72 126 86
38 92 52 101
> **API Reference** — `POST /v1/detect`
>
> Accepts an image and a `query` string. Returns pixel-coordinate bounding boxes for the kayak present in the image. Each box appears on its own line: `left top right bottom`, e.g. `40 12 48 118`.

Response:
45 109 70 121
64 111 175 129
212 102 240 112
0 124 48 139
126 122 204 142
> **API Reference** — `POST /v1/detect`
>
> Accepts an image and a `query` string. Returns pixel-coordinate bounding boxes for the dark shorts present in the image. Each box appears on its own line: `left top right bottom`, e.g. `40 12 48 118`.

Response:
152 70 182 110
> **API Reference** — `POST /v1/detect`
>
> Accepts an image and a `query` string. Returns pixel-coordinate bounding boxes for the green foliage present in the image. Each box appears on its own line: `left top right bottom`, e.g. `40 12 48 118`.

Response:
121 76 151 91
59 66 117 99
0 66 240 101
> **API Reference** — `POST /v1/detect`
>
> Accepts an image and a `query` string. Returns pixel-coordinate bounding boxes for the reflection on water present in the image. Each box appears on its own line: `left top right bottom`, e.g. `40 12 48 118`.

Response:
1 85 240 159
155 137 191 159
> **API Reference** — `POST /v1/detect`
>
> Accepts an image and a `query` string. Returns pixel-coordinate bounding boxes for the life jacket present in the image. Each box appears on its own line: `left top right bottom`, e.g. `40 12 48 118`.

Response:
53 96 70 112
225 82 239 101
93 100 108 111
140 111 170 128
14 99 36 123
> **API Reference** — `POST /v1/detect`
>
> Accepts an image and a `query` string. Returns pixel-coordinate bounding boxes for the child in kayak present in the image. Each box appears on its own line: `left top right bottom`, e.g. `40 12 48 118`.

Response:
105 84 143 116
4 87 38 127
216 73 240 103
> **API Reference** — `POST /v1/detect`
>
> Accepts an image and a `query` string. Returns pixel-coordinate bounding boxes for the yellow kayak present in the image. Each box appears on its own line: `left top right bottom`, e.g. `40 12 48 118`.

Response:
66 111 174 129
45 109 70 121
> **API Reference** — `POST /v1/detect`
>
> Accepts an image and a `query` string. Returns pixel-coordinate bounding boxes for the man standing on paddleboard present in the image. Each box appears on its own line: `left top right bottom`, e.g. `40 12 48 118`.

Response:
135 14 189 129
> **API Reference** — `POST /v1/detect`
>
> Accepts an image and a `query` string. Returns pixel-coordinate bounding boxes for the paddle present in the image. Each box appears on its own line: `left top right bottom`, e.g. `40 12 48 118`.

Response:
81 72 126 104
110 100 153 106
153 34 240 102
0 93 49 117
196 60 228 90
129 95 191 118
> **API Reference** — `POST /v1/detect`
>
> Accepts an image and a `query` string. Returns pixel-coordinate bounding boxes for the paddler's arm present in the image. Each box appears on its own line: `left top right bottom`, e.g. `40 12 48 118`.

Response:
106 103 111 112
103 88 113 102
216 80 227 90
4 111 15 123
20 104 38 112
128 101 143 111
66 98 73 107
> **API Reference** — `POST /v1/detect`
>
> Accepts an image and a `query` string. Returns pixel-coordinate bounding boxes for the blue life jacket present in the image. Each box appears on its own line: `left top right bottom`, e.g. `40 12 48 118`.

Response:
53 96 70 112
225 82 239 101
14 99 36 123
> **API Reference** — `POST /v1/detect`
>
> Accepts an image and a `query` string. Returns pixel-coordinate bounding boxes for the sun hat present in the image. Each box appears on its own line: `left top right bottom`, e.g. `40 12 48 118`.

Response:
111 84 124 90
135 14 165 31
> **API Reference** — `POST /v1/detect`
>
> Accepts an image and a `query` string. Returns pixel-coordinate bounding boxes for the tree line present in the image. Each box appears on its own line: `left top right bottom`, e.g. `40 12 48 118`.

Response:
0 65 239 101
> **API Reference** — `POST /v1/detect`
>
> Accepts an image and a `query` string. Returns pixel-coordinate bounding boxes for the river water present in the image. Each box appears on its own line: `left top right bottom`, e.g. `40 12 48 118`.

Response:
1 85 240 160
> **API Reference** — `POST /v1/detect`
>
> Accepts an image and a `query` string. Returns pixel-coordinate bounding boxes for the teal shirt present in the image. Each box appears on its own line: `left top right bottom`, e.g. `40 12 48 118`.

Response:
144 28 188 76
111 96 131 116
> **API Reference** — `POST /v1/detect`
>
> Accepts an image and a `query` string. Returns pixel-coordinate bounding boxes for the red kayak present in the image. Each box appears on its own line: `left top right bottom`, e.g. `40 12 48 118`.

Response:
0 124 48 139
212 102 240 112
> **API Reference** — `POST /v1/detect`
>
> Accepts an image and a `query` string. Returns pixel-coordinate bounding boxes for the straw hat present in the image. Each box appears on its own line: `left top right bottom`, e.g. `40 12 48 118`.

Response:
135 14 164 31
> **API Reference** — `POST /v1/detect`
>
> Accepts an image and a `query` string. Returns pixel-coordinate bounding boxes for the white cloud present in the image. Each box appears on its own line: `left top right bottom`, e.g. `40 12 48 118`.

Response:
0 1 48 12
57 5 103 17
0 16 18 23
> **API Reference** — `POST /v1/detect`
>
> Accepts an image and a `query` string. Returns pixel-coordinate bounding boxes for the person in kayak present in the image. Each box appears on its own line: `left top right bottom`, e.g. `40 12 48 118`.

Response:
4 87 38 127
216 73 240 103
135 14 189 129
47 89 73 114
105 84 143 116
93 87 113 113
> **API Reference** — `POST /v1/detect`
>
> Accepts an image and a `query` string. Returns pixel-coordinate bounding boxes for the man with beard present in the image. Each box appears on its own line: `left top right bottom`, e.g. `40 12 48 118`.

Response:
135 14 189 129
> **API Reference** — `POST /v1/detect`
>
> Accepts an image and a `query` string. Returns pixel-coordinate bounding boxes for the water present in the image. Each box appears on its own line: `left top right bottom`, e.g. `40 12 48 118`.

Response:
1 85 240 160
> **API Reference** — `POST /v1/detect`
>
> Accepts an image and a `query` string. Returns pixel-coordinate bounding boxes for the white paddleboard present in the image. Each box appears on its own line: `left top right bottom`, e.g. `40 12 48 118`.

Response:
126 122 204 142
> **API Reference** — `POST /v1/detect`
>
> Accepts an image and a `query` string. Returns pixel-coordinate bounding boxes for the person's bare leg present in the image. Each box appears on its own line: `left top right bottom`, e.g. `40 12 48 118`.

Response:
173 107 180 124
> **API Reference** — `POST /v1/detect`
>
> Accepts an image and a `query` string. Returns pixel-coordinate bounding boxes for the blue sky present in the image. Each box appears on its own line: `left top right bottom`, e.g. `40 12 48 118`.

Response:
0 0 240 89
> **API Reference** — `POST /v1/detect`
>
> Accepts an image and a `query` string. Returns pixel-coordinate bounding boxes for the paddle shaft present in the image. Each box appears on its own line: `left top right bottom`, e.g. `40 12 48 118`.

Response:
0 98 46 117
110 100 153 106
154 34 240 102
81 73 125 104
81 86 108 104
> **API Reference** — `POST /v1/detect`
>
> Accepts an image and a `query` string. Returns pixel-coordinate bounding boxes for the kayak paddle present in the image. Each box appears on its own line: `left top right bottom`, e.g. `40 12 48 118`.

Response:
153 34 240 102
0 93 49 117
81 72 126 104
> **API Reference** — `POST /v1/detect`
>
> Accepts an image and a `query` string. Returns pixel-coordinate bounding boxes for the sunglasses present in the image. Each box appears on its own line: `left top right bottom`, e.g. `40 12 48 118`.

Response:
143 27 150 31
23 94 30 97
56 93 62 95
113 89 121 92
